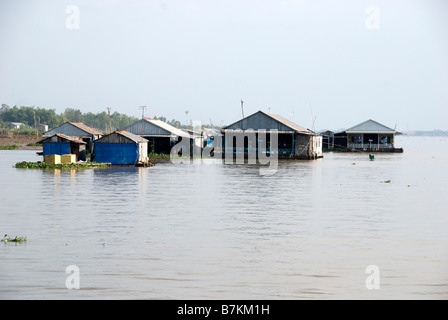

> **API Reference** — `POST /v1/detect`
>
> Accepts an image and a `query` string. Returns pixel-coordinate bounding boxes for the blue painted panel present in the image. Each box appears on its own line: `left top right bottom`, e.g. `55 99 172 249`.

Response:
43 143 70 155
94 143 138 165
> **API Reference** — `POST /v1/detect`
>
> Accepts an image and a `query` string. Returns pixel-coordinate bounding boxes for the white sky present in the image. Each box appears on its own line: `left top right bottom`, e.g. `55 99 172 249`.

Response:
0 0 447 131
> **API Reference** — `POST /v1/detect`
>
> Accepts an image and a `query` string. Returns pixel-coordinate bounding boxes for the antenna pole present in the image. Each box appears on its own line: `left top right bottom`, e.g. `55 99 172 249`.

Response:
241 99 245 118
139 106 147 137
139 106 147 119
309 104 316 132
107 107 112 133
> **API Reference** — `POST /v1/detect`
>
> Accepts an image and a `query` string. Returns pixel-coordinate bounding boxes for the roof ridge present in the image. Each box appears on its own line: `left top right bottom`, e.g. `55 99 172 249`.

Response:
67 121 103 135
259 110 312 133
346 119 395 132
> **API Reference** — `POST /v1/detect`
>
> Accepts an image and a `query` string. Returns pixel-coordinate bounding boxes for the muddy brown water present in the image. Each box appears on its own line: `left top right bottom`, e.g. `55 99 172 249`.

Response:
0 136 447 299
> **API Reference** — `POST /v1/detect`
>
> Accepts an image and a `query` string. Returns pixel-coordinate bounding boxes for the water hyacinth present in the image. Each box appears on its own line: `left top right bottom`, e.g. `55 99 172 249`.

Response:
2 234 27 243
14 161 111 170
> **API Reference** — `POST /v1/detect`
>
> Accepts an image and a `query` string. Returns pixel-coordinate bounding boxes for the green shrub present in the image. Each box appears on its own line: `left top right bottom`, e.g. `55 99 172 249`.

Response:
0 145 20 150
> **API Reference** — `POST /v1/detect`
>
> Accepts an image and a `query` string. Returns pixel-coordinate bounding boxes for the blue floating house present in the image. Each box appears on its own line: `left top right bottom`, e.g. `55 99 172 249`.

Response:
94 130 149 165
38 134 87 161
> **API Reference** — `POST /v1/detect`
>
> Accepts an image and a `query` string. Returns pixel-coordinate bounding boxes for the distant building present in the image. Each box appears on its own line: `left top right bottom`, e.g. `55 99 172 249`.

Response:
184 128 204 155
203 128 221 148
38 124 49 132
222 110 323 160
320 130 335 150
94 130 148 165
334 119 403 152
8 122 24 130
120 118 191 155
44 122 103 154
38 134 87 161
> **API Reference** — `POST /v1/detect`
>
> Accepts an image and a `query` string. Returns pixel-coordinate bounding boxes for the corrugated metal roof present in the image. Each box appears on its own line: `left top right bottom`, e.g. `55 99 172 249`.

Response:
95 130 149 143
120 119 191 138
144 119 191 138
262 111 312 134
224 110 314 134
346 119 396 133
44 122 103 137
68 122 103 135
115 130 149 143
38 133 87 144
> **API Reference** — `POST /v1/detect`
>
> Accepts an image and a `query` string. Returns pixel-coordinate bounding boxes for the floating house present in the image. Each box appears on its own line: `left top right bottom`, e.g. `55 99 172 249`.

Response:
120 118 191 155
222 110 323 160
184 128 205 155
334 119 403 152
44 122 103 153
38 133 87 161
321 130 335 150
94 130 148 165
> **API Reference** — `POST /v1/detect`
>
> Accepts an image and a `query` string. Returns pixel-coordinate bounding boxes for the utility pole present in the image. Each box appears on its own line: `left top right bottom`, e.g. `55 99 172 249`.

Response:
185 110 189 128
107 107 112 133
139 106 147 119
309 104 316 132
33 110 38 137
139 106 147 137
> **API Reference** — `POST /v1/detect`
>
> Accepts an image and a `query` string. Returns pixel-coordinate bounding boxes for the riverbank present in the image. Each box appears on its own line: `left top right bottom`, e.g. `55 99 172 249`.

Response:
0 134 42 150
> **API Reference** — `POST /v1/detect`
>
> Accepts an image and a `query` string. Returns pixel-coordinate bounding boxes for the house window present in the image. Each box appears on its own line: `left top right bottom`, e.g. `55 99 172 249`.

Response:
380 136 391 144
350 136 362 144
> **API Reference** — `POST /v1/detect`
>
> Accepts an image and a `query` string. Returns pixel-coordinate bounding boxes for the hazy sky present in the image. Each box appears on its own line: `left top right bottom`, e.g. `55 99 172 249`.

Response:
0 0 447 131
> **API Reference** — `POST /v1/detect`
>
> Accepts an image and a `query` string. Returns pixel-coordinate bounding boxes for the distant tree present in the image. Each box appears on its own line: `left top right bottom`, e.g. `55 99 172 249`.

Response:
156 116 167 122
0 104 146 132
1 104 9 112
64 108 83 122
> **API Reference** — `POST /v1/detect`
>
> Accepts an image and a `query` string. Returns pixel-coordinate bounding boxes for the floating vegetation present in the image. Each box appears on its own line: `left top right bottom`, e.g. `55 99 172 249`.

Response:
14 161 111 170
147 153 171 159
2 234 27 243
0 145 20 150
381 180 392 184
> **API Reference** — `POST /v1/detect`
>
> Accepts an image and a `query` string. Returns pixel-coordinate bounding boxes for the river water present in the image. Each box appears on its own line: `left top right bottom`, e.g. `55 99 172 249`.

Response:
0 136 447 300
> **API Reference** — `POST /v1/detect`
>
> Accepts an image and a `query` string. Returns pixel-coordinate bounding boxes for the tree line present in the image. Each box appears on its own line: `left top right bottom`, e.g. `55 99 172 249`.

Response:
0 104 215 133
0 105 140 132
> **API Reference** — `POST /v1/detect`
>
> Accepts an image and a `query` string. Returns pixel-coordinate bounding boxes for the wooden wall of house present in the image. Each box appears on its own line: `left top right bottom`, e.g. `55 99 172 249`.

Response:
138 143 148 162
294 134 323 159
